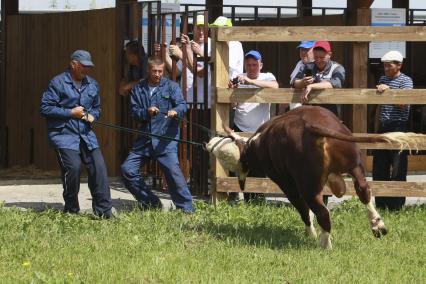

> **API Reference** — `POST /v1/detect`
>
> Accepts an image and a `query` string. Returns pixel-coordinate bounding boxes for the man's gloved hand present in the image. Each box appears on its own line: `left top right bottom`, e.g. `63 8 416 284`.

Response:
82 113 95 123
148 106 160 116
166 110 177 118
71 106 85 119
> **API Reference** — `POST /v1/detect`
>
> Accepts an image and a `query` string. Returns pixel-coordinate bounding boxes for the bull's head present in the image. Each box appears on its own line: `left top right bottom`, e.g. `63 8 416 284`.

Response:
203 125 249 190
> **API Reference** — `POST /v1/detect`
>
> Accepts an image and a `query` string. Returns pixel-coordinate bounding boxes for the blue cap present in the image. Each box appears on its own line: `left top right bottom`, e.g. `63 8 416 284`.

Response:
297 41 315 49
70 50 94 67
244 50 262 60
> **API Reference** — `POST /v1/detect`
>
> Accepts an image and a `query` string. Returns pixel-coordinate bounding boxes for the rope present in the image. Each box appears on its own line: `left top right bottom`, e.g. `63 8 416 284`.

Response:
160 112 220 137
92 120 204 147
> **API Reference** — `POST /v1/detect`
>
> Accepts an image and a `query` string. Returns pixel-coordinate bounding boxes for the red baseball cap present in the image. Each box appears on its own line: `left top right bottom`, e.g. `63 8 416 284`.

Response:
313 41 332 52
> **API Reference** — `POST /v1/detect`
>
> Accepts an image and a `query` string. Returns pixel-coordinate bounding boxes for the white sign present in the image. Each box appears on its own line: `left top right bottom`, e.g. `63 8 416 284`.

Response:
369 8 406 59
141 3 181 51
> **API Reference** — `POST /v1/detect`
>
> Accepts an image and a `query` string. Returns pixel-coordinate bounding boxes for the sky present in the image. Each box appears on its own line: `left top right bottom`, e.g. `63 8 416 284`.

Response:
9 0 426 11
0 0 424 16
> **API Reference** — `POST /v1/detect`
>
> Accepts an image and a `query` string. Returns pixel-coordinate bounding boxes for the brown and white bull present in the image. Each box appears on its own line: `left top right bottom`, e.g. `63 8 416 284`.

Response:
205 106 422 249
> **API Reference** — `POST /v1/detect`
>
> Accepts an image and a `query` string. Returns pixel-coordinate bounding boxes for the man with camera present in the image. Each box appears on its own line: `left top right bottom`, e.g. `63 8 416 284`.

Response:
289 41 315 110
293 41 345 116
229 50 278 132
228 50 278 203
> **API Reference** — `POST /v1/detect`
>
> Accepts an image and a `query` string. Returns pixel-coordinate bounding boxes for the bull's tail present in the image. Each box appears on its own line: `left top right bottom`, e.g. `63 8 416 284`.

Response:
305 123 425 153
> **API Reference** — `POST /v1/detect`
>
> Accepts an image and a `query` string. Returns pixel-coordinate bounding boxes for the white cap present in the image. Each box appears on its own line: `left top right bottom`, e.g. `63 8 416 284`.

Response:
196 15 205 26
381 50 403 63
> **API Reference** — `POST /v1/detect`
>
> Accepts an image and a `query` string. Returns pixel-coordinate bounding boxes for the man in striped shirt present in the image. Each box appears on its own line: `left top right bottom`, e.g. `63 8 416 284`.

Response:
373 50 413 210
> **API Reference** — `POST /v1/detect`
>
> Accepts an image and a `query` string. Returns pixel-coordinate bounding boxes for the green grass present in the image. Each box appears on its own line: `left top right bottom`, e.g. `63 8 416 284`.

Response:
0 199 425 283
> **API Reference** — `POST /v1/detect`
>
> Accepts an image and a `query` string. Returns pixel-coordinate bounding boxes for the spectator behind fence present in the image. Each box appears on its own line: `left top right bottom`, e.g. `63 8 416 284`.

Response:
40 50 114 218
120 56 194 213
180 15 244 108
228 50 278 203
119 40 148 97
289 41 315 110
373 50 413 210
210 16 244 79
163 38 194 95
293 41 345 116
181 14 211 108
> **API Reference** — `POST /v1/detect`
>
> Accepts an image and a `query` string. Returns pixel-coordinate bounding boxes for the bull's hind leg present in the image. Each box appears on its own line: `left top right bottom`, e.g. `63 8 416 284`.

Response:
350 165 388 238
305 194 332 249
283 186 317 239
273 178 317 239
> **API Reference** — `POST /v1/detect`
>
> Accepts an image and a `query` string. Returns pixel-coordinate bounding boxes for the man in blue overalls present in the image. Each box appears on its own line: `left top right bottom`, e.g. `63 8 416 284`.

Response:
121 56 194 212
40 50 113 218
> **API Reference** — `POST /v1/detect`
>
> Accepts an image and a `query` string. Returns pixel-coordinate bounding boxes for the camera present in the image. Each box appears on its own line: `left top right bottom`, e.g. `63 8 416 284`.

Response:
231 77 239 85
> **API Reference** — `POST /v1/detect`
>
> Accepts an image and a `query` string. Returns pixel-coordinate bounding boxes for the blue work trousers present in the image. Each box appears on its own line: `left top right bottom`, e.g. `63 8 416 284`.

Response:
121 151 194 212
55 141 112 216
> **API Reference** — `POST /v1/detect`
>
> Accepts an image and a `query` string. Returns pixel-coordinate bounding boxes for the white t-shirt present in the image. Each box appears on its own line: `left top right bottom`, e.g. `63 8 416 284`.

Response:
176 60 193 96
187 39 244 109
229 41 244 79
234 72 277 132
289 60 304 110
148 85 157 97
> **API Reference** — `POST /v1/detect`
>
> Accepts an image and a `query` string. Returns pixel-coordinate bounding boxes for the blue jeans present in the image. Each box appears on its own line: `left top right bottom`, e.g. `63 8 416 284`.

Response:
121 150 194 212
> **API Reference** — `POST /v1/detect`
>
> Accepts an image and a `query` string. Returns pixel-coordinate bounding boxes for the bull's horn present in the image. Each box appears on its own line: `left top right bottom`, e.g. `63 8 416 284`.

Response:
222 123 242 140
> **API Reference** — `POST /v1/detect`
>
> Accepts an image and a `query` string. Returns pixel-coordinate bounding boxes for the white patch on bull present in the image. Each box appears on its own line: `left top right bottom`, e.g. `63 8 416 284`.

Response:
205 137 242 173
326 173 346 198
319 229 332 250
305 210 317 239
366 201 387 237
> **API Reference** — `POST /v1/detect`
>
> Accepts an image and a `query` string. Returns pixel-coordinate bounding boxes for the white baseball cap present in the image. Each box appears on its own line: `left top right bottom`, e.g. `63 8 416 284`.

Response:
381 50 403 63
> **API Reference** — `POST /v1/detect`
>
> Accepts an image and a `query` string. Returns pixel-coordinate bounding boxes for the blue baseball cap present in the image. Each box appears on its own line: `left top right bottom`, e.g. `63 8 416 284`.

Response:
70 50 94 67
244 50 262 60
297 41 315 49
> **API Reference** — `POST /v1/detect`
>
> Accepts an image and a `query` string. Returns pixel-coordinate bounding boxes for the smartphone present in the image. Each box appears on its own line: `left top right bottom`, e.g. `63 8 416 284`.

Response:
304 68 312 77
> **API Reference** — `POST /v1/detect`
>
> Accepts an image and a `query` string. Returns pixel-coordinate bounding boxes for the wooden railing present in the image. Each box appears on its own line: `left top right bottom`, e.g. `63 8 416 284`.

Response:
211 26 426 202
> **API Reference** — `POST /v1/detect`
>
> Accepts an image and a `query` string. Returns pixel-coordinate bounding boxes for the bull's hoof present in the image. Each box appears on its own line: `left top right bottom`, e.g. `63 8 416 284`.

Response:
371 218 388 238
305 225 317 239
319 231 332 250
372 226 388 238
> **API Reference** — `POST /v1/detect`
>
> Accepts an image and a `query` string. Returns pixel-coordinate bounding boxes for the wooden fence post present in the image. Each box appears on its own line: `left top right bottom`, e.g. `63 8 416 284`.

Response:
351 8 371 164
211 28 230 205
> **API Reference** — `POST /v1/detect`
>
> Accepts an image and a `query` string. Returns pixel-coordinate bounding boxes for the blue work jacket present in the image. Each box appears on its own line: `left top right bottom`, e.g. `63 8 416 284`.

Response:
40 70 101 151
130 77 187 155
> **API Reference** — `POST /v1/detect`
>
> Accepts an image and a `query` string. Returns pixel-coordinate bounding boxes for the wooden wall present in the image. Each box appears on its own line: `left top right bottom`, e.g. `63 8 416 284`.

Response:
5 8 120 175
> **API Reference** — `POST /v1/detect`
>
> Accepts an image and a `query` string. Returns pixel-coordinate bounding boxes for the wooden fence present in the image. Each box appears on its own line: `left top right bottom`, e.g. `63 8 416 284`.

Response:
211 26 426 202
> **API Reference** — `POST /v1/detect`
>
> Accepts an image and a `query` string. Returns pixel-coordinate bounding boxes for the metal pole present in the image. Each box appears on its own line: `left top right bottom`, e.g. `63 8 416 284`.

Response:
171 14 177 81
161 14 167 61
